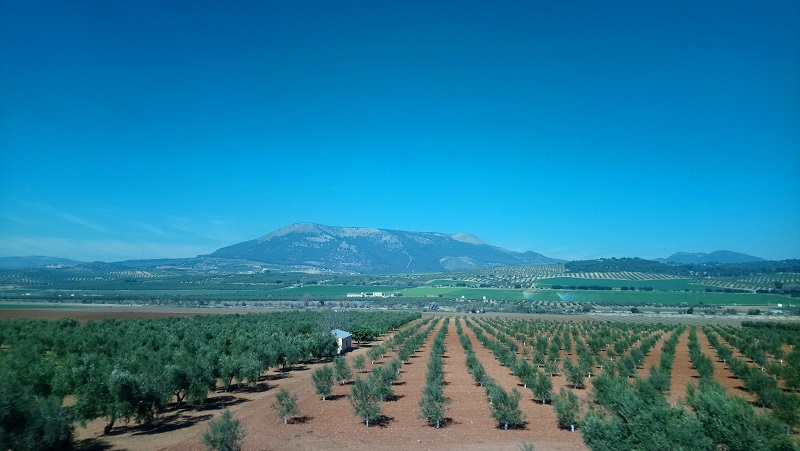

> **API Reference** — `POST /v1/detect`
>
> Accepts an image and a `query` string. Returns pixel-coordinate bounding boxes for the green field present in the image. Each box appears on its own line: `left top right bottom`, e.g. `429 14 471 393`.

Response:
273 285 400 296
1 282 793 308
400 286 526 300
535 277 701 291
426 279 481 287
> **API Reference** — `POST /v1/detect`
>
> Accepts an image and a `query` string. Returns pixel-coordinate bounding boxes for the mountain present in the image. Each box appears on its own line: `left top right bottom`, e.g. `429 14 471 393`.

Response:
659 250 765 264
0 256 85 269
207 223 561 273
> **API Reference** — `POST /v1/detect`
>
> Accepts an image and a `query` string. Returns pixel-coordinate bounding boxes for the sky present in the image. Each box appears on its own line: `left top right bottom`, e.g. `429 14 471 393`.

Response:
1 1 799 262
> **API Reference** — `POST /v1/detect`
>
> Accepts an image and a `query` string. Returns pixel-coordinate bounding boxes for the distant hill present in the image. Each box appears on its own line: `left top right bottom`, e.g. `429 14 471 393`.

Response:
207 222 561 273
0 256 84 269
659 250 765 264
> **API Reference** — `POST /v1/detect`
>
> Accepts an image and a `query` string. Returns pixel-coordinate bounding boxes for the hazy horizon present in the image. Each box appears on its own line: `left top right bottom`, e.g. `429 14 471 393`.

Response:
2 1 799 262
0 222 789 264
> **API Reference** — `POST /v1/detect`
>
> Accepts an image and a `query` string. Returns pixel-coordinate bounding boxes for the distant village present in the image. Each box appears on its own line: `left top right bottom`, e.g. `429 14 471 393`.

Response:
345 292 403 298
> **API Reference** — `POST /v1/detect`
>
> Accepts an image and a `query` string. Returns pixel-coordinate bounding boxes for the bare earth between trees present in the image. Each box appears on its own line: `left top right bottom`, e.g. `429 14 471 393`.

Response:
76 319 590 450
66 314 799 451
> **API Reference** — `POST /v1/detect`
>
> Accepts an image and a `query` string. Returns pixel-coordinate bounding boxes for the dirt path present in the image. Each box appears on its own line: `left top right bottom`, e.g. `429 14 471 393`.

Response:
636 332 666 378
441 319 496 437
667 327 696 404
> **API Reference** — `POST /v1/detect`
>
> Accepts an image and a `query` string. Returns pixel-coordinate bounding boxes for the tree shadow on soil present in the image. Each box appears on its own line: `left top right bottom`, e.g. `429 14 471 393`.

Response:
193 395 249 412
494 421 529 431
235 382 274 394
222 381 274 394
326 394 346 401
423 417 456 428
307 357 334 364
260 373 289 382
281 365 310 372
288 415 314 425
392 381 406 386
131 414 214 436
75 438 114 451
385 394 404 402
103 413 214 437
372 415 395 428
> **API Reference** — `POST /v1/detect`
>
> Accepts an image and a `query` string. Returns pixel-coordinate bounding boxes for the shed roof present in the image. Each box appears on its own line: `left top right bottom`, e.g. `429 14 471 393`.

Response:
331 329 352 339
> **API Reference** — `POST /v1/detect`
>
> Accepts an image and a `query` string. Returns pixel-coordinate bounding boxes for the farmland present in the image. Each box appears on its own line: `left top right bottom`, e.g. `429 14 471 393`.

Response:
2 307 799 450
1 264 797 314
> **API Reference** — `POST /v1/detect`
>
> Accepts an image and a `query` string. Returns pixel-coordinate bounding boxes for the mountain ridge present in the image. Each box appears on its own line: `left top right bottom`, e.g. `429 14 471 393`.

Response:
658 250 764 264
208 222 560 273
0 256 85 269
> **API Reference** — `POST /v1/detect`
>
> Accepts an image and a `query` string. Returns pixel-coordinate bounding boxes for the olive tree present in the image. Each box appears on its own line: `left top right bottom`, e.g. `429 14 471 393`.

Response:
311 364 334 400
490 387 524 430
202 409 245 451
272 388 299 425
564 359 585 389
553 387 580 431
531 371 552 404
334 356 352 385
419 381 450 428
353 355 366 374
349 377 381 427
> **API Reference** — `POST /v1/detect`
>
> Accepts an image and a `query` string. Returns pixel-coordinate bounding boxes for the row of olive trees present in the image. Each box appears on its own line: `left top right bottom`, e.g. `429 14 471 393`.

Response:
348 318 441 426
419 318 450 428
472 318 581 429
687 327 715 380
311 317 432 402
582 369 799 451
704 328 800 427
646 326 682 394
455 318 525 429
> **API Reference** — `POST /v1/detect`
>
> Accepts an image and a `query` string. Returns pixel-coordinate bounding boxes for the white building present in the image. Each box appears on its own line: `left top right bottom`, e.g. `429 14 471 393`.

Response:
331 329 352 354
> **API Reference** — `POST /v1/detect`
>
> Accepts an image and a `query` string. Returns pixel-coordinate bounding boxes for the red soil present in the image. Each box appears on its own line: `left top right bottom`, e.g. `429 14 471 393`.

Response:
460 320 588 450
695 328 756 402
667 327 697 404
28 309 792 450
636 331 666 378
72 318 584 450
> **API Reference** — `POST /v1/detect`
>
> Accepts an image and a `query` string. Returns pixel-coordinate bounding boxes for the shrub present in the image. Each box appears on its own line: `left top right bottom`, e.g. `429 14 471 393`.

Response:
202 409 245 451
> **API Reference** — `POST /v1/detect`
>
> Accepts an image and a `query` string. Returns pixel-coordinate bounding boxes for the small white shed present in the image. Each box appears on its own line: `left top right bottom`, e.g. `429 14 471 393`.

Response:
332 329 352 355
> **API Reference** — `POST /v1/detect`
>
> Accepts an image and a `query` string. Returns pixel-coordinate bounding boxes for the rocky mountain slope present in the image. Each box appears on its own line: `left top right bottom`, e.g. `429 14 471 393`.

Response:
208 223 560 273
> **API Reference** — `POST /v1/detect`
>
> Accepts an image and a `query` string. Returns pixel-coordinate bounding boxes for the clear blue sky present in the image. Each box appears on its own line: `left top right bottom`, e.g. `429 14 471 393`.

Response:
2 1 799 262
